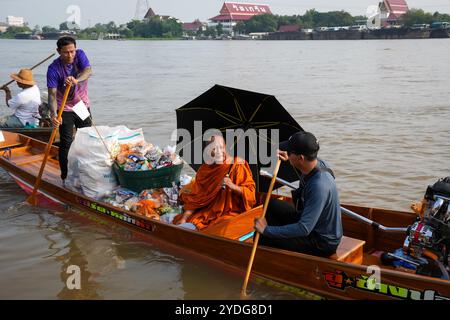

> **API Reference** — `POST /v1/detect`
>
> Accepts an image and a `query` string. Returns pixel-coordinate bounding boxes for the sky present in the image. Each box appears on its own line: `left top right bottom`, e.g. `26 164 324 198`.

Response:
1 0 450 28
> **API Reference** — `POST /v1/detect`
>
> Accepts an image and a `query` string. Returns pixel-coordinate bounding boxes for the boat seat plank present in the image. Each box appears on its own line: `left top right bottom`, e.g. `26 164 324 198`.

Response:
0 130 24 149
21 160 62 186
201 205 263 240
12 154 45 166
330 236 365 265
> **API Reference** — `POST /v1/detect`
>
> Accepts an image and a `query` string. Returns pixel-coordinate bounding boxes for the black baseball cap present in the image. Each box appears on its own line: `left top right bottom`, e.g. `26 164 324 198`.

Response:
279 131 320 156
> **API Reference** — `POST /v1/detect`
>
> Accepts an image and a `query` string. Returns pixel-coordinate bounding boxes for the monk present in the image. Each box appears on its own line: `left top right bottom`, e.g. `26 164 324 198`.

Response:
174 135 256 230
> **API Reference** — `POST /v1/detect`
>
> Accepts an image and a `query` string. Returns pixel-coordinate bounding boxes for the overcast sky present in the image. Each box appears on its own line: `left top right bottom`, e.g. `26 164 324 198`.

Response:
1 0 450 28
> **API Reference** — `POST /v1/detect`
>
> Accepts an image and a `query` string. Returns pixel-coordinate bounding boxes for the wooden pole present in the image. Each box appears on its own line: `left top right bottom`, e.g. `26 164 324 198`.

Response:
241 158 282 298
27 84 71 205
1 53 55 88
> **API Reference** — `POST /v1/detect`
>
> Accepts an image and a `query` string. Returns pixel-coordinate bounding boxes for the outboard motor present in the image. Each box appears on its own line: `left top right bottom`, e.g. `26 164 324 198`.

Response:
383 177 450 279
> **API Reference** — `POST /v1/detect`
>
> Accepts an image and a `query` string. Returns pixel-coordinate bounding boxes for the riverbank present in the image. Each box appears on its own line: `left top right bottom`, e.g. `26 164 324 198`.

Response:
266 28 450 40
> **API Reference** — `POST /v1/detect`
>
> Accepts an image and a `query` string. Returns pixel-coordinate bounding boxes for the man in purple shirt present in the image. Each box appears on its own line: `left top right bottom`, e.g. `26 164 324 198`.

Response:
47 36 92 182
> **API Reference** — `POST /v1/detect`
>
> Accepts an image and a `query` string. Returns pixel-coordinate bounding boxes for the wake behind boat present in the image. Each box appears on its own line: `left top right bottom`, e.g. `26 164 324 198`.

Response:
1 131 449 300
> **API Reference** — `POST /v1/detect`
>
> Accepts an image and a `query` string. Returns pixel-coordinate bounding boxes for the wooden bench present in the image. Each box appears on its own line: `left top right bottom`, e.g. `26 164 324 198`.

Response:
330 236 365 265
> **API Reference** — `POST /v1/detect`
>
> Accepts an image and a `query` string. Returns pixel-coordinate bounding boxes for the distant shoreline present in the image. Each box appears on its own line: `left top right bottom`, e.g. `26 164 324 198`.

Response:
2 28 449 41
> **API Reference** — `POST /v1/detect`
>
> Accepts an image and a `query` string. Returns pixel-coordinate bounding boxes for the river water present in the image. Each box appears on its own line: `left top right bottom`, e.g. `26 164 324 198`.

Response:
0 39 449 299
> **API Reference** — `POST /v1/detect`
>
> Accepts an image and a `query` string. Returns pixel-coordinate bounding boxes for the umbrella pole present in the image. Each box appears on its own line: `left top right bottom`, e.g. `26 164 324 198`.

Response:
240 159 281 298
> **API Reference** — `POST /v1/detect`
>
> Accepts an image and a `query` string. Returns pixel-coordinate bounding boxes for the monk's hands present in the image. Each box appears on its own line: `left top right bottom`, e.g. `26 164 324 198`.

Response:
176 210 193 225
277 149 289 161
65 76 78 86
254 217 267 234
223 177 243 195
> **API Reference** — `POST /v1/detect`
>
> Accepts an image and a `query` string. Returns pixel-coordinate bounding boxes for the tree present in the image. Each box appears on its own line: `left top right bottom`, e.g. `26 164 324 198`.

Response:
203 26 217 38
400 9 433 26
0 26 32 38
42 26 58 33
216 23 224 35
59 22 70 31
106 21 117 33
241 14 278 33
234 21 246 34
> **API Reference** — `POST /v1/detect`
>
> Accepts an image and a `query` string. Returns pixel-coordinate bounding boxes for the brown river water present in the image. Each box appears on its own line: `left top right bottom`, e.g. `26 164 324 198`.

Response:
0 39 449 299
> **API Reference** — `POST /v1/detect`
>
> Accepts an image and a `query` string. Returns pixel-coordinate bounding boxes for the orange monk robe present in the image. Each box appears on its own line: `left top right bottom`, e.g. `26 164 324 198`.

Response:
175 158 256 230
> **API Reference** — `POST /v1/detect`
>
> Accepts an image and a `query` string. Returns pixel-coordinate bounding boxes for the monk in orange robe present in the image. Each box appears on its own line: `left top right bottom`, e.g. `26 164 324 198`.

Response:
173 135 256 230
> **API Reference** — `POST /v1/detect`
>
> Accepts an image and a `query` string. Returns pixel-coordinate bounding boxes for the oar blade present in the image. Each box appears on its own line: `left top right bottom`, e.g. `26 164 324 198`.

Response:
26 194 39 206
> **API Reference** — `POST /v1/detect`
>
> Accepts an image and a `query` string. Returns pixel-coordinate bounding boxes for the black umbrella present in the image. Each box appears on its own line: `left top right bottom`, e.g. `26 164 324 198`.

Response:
175 84 304 192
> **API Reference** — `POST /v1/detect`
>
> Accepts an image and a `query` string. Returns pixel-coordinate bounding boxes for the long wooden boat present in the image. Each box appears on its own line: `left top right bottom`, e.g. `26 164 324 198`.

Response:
1 127 57 143
1 131 450 300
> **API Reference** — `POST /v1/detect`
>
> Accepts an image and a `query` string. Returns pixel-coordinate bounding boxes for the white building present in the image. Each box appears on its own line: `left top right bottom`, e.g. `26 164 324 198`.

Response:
6 16 24 27
0 22 8 33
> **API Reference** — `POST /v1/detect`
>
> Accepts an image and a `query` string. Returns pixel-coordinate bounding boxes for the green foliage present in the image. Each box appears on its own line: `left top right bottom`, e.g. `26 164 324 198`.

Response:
234 10 361 34
203 26 217 38
400 8 450 26
0 26 32 38
124 17 182 38
216 23 224 35
242 14 278 33
400 9 434 26
42 25 58 33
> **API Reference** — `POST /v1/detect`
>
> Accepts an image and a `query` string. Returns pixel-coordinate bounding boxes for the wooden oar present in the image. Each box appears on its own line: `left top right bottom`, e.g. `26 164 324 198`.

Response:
1 53 55 88
241 158 282 298
27 84 71 206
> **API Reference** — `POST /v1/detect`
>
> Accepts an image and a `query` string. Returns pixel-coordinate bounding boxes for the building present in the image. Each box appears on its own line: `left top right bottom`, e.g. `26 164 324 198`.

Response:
182 19 206 36
379 0 409 27
0 22 8 33
278 24 301 33
143 7 179 22
6 16 24 27
209 2 272 35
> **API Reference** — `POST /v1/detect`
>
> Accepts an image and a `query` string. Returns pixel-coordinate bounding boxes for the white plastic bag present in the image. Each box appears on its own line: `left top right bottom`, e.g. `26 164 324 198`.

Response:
66 126 122 199
116 126 145 145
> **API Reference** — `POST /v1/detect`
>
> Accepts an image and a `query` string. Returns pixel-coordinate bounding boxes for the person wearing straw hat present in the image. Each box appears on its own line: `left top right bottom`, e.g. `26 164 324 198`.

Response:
0 69 41 128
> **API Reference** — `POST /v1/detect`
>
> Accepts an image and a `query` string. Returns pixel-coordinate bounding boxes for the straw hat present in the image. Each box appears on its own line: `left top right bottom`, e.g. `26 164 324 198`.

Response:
10 69 35 86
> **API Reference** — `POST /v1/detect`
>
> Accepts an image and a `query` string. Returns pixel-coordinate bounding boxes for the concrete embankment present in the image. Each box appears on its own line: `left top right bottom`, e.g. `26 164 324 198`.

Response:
266 29 449 40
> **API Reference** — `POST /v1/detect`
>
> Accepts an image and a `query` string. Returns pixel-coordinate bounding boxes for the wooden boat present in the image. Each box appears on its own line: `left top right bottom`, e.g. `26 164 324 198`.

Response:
1 131 450 300
1 127 57 143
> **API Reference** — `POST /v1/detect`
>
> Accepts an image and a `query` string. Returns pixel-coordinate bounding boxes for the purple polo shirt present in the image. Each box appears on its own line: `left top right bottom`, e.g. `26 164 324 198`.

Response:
47 49 91 112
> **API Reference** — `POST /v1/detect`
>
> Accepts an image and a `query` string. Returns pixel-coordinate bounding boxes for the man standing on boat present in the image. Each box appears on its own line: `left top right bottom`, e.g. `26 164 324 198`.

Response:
254 131 343 257
47 36 92 182
0 69 41 128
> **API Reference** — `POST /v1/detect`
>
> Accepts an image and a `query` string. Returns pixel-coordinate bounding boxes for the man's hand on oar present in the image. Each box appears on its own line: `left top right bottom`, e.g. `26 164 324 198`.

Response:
254 217 267 234
51 116 61 127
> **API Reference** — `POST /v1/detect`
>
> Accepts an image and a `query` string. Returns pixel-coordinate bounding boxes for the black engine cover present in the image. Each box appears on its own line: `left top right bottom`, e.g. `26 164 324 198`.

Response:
425 177 450 200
